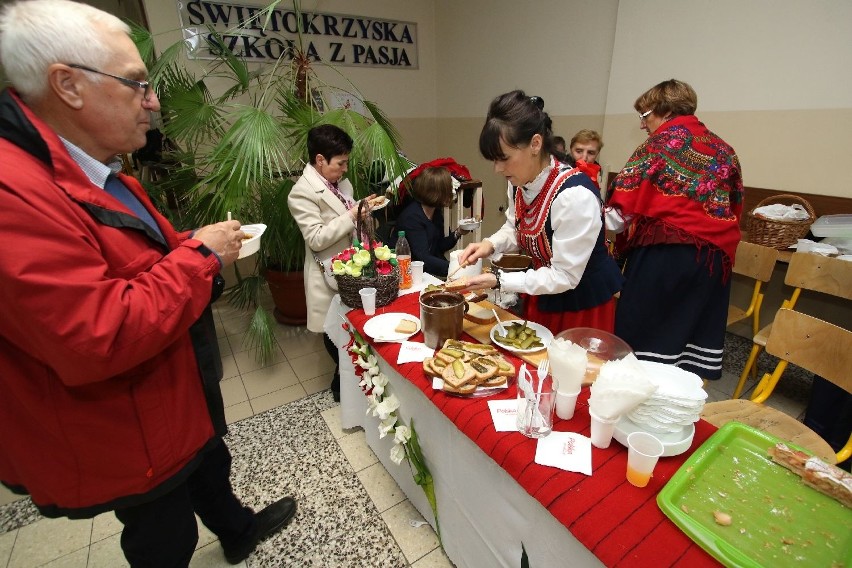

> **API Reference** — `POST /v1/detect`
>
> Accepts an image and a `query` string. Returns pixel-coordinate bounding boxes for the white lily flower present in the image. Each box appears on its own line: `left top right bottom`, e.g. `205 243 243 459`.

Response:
394 425 411 445
365 393 380 415
378 416 397 438
372 372 388 388
390 442 406 465
373 393 400 420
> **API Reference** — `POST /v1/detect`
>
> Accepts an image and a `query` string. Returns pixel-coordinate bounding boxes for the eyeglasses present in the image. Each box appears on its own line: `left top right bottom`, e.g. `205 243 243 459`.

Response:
67 63 153 101
639 109 653 121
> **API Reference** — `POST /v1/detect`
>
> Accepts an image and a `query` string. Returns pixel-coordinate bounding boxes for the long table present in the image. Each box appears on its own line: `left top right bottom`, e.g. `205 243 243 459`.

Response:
326 290 721 568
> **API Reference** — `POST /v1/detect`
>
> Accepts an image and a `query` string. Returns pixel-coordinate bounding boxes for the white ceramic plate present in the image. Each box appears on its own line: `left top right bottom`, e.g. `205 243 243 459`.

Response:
238 223 267 259
613 415 695 457
637 361 707 401
458 218 481 231
363 313 421 342
489 320 553 354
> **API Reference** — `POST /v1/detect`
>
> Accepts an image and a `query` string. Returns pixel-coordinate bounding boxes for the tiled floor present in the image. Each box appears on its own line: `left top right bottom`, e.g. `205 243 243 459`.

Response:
0 299 814 568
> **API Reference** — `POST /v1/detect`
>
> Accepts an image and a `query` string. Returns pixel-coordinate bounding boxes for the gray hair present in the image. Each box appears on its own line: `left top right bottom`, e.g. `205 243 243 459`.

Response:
0 0 130 100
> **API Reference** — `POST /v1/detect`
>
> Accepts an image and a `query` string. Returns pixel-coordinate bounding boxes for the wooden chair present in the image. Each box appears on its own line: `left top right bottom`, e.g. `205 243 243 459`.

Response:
731 252 852 398
727 241 778 337
704 309 852 463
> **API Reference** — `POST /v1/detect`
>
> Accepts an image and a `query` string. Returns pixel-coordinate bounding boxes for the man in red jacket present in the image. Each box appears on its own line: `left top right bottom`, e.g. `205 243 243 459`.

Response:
0 1 296 565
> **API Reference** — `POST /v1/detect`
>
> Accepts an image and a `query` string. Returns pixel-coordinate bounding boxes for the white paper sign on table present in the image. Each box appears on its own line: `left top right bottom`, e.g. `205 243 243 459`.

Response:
534 431 593 476
486 399 519 432
397 341 434 364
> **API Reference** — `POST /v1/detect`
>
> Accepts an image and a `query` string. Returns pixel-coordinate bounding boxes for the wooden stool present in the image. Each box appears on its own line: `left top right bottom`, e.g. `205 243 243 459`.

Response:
701 399 834 461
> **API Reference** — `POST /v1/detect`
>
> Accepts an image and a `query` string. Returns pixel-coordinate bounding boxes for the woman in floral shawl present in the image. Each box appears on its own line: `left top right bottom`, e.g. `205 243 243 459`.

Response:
606 79 744 380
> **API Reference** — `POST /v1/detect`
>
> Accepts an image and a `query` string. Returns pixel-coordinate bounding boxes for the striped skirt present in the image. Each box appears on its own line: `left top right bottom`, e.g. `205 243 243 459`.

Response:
614 244 731 380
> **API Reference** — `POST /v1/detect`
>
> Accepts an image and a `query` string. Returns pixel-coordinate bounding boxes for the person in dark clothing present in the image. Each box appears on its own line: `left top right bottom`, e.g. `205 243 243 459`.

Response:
391 166 467 277
804 375 852 471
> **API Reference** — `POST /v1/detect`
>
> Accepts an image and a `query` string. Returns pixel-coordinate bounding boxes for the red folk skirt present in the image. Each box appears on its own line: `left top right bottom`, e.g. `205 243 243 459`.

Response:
523 294 616 336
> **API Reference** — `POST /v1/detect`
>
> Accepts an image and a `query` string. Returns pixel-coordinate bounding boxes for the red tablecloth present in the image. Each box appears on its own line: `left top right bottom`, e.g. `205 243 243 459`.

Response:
346 292 721 567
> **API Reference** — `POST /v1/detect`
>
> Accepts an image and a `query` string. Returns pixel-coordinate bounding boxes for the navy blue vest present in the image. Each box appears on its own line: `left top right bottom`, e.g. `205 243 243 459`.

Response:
516 175 624 313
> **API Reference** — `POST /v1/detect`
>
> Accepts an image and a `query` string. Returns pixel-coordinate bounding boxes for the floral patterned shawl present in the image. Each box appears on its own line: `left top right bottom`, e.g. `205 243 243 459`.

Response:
609 114 743 265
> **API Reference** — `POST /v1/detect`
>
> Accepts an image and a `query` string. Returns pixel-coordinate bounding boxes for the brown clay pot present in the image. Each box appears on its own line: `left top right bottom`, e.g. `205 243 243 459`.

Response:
264 268 307 325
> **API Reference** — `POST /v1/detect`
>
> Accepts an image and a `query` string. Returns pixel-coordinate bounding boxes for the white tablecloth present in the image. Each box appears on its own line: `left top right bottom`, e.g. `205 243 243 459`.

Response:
324 288 602 568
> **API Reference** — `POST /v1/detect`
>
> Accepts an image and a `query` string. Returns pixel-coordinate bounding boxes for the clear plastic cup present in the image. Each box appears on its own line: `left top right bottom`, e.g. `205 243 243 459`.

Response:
359 287 377 316
626 431 664 487
589 410 619 449
410 261 424 286
555 389 581 420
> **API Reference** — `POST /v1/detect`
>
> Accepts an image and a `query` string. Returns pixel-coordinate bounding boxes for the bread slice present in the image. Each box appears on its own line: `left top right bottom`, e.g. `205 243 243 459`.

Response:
435 347 467 364
468 359 497 384
444 277 468 291
441 359 476 389
394 318 418 334
443 338 498 358
443 381 478 395
476 355 515 377
480 374 508 388
464 305 496 325
422 358 442 378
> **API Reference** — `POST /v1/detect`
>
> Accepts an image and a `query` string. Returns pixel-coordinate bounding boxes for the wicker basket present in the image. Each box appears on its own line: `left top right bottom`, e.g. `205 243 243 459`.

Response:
336 270 400 309
334 200 400 309
745 194 815 250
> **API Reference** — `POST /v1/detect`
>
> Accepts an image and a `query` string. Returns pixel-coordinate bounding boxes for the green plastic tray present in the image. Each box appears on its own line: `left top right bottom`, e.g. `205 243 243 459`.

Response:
657 421 851 568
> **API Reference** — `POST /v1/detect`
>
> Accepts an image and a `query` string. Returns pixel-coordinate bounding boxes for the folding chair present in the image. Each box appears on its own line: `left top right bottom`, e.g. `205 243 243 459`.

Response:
732 252 852 398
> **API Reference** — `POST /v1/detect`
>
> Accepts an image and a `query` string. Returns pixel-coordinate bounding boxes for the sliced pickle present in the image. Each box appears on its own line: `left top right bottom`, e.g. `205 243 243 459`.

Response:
440 348 465 359
452 359 465 379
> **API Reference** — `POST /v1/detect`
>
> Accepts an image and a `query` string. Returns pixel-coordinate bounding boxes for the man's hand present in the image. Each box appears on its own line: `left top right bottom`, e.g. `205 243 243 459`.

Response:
193 220 245 266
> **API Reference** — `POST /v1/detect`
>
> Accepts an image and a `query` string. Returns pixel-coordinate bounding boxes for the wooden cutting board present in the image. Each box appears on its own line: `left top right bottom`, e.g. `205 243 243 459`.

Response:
462 300 548 368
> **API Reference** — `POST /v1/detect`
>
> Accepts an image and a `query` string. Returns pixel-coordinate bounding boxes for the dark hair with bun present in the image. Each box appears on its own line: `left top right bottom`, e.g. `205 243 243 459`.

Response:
479 90 566 163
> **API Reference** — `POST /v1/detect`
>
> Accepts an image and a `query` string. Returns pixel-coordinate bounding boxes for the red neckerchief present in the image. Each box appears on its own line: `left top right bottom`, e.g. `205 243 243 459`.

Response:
515 164 579 269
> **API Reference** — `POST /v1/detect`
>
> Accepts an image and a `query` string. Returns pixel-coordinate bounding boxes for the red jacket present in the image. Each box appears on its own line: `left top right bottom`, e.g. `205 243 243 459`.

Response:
0 90 222 516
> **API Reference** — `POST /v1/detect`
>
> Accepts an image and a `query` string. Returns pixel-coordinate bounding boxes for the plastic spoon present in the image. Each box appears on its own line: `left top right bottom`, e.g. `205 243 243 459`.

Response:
492 309 508 337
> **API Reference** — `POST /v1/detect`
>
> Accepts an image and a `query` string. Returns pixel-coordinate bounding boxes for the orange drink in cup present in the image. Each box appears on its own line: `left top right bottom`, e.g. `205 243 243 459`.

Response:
626 431 664 488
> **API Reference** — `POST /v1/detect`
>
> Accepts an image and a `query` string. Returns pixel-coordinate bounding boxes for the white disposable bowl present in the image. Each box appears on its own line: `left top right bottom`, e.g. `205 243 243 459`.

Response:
238 223 267 259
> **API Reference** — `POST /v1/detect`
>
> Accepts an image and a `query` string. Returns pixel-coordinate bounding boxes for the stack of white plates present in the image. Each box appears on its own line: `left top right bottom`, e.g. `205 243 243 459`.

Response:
625 361 707 434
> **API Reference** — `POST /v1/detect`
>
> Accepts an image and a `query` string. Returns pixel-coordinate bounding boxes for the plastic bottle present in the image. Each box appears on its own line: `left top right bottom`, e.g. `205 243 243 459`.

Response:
396 230 412 289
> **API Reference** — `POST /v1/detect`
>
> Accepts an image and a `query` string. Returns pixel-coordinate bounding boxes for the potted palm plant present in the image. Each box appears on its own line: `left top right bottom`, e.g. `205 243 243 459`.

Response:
130 4 409 363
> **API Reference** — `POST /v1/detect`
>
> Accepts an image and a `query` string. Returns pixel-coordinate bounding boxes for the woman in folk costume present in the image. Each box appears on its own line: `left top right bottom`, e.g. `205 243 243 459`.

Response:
456 90 623 334
606 79 743 380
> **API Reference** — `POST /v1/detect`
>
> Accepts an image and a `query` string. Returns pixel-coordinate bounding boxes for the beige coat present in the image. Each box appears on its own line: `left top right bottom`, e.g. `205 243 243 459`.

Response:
287 165 357 332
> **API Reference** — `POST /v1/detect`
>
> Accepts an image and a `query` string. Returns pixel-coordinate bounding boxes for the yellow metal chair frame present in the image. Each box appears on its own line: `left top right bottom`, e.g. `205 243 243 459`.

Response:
727 241 778 337
750 309 852 463
732 252 852 398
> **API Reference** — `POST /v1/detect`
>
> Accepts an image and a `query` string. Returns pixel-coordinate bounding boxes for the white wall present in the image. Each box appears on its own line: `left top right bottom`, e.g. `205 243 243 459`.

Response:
136 0 852 206
603 0 852 196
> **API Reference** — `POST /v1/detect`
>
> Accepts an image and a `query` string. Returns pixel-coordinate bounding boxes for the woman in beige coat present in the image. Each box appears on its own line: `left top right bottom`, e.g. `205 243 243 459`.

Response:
288 125 371 401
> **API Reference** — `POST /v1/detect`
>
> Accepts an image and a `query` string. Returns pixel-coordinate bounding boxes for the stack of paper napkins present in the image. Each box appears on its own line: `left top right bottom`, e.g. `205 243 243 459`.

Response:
626 361 707 433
